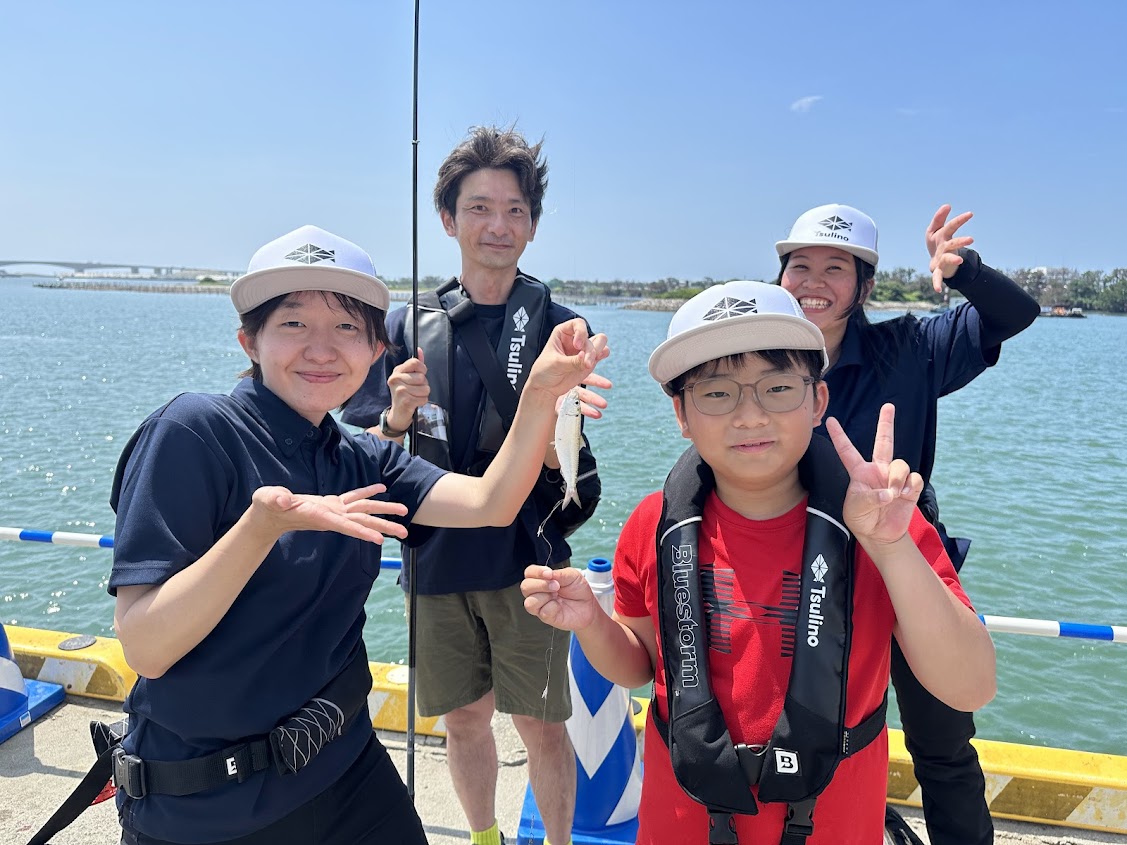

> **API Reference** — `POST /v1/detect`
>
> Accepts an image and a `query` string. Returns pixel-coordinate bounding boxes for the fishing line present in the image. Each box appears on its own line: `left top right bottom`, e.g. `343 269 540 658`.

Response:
531 495 561 836
536 509 560 702
536 498 564 541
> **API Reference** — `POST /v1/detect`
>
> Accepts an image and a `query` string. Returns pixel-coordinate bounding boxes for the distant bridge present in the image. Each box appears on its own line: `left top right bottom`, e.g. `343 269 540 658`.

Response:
0 260 239 277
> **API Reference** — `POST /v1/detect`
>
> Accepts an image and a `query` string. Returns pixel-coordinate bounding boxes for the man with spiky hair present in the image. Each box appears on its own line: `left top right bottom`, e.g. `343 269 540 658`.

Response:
346 126 602 845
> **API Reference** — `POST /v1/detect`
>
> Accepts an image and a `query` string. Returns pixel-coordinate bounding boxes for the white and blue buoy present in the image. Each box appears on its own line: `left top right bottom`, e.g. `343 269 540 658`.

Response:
0 623 33 744
0 624 66 745
518 558 642 844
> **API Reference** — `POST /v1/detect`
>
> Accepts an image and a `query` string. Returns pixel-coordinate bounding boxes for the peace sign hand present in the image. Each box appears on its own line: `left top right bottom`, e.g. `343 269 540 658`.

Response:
826 404 923 547
926 204 976 292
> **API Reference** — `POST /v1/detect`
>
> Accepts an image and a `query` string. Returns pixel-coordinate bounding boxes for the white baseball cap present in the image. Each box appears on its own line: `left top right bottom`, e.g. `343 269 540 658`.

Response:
775 203 879 267
648 280 828 388
230 225 390 315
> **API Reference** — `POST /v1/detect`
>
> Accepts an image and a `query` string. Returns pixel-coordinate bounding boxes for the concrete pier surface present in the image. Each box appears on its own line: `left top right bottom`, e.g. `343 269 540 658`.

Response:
3 697 1124 845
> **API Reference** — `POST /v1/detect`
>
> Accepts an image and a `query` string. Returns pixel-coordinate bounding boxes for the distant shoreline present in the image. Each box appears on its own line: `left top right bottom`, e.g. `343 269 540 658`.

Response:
31 280 639 308
32 282 1107 317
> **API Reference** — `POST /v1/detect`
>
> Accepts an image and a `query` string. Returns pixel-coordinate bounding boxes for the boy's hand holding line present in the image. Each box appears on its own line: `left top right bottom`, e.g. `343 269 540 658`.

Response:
522 564 658 690
522 565 599 631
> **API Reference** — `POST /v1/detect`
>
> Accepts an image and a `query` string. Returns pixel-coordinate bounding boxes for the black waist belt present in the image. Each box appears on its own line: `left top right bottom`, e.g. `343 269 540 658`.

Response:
112 647 373 800
26 648 373 845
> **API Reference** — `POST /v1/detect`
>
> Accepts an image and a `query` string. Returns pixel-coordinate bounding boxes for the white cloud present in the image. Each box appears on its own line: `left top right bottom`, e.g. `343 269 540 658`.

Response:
789 95 823 113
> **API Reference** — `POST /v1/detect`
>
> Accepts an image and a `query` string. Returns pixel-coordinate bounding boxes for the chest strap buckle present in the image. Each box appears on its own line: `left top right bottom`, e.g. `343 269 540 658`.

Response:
708 810 739 844
781 799 817 843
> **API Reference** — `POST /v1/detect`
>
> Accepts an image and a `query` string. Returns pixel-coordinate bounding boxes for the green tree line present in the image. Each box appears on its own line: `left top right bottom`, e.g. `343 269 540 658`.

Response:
871 266 1127 312
385 267 1127 313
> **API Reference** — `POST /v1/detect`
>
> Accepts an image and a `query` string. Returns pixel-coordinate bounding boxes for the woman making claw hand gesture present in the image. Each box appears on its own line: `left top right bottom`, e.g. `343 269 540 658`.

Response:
776 203 1037 845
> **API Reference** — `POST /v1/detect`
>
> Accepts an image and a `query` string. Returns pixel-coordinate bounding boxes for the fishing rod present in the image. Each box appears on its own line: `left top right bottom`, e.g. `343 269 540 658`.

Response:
6 528 1127 644
405 0 422 802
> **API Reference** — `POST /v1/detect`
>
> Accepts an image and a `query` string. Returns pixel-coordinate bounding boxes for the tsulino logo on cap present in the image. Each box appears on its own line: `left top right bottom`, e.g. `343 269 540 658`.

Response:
703 297 758 322
818 215 852 233
283 244 336 264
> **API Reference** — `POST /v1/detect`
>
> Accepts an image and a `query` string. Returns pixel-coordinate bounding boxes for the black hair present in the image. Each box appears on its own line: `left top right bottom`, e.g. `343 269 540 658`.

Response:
434 125 548 225
237 292 392 410
665 349 824 397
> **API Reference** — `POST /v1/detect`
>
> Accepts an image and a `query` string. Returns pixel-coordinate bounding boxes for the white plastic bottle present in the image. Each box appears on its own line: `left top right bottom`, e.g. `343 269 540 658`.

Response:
584 557 616 617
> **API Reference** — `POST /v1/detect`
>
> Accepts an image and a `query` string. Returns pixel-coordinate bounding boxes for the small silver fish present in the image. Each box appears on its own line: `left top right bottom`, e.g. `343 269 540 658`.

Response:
554 387 583 508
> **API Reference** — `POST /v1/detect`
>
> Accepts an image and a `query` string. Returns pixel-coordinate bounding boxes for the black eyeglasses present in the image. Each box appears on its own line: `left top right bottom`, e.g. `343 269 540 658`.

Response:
682 374 818 416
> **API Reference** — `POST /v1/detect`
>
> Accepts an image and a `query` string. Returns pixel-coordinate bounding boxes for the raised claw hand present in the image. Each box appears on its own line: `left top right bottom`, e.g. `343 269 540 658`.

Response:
926 204 976 292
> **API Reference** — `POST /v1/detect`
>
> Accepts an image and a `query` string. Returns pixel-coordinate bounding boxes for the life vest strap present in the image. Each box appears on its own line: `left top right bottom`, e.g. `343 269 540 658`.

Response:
843 692 887 756
708 811 739 844
780 798 817 844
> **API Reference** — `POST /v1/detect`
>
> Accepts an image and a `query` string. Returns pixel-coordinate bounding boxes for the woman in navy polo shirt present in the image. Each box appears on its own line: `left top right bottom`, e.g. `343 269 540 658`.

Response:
108 225 610 845
775 203 1039 845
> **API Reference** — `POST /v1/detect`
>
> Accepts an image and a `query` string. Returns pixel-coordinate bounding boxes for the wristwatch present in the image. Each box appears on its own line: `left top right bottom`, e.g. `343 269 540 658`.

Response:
378 408 409 438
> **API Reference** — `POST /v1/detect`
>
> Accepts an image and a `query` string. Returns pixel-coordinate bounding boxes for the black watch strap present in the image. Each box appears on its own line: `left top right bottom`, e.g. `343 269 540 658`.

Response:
379 408 409 438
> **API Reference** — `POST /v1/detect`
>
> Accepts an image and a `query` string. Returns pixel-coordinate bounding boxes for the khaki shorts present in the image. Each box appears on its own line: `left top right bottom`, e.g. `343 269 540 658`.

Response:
407 576 572 722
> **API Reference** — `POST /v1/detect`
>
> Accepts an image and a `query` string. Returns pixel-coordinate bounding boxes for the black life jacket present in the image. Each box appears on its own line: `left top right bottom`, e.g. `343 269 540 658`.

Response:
404 273 549 472
652 435 887 845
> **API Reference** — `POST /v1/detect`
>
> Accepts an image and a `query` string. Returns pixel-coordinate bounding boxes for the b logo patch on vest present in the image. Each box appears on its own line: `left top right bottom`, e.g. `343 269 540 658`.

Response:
775 749 800 774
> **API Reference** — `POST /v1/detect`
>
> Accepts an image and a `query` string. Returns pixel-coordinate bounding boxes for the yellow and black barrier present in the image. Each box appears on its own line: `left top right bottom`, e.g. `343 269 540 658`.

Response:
888 729 1127 834
9 625 137 702
9 626 1127 835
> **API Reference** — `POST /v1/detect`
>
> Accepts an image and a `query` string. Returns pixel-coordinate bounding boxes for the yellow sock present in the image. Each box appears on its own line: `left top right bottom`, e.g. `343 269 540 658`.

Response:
543 839 573 845
469 821 503 845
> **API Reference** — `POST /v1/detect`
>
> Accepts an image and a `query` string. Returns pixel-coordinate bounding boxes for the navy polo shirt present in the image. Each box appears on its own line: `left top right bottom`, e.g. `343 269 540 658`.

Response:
108 378 445 842
344 298 582 595
817 306 994 497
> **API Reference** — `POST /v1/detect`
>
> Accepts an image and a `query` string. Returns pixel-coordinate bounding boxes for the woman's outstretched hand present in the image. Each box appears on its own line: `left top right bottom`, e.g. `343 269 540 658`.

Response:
250 482 409 545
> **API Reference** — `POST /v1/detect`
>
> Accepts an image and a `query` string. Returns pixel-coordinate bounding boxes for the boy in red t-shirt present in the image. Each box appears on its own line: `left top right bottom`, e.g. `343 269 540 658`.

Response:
522 281 996 844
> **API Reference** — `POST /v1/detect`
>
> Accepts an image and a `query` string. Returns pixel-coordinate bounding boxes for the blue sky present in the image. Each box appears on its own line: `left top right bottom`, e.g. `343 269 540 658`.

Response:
2 1 1124 281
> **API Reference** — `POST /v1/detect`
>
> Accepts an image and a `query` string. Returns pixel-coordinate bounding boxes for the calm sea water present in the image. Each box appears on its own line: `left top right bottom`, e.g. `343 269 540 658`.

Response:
1 276 1125 755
